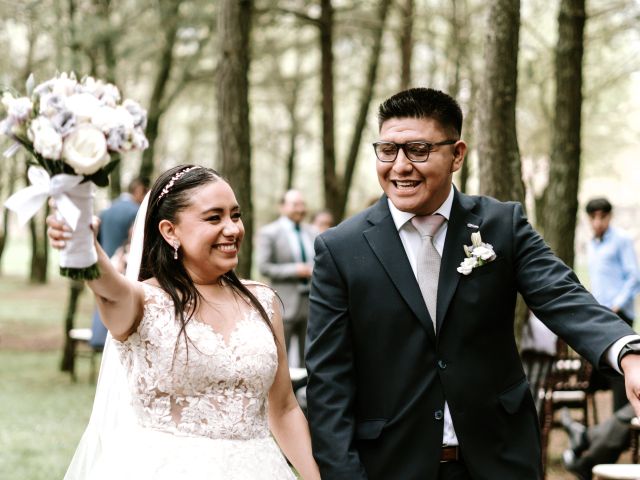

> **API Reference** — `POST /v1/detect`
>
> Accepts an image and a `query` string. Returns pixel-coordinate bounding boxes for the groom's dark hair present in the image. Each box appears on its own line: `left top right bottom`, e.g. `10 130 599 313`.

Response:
377 87 463 138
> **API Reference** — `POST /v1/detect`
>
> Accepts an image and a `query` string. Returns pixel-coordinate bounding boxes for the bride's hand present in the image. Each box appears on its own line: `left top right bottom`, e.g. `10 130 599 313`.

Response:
46 201 100 249
46 212 72 250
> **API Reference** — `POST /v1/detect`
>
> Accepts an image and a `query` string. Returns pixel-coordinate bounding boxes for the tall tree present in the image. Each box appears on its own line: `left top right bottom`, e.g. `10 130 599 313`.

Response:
476 0 524 203
397 0 414 90
538 0 585 267
93 0 122 198
318 0 392 221
475 0 528 340
21 11 49 284
138 0 183 179
217 0 254 278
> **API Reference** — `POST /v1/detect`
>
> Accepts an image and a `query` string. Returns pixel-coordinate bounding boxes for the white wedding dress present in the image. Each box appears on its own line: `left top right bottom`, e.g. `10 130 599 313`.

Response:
85 281 296 480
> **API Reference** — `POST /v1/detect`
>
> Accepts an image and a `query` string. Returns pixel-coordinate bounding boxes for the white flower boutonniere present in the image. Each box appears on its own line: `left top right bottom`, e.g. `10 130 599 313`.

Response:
457 232 497 275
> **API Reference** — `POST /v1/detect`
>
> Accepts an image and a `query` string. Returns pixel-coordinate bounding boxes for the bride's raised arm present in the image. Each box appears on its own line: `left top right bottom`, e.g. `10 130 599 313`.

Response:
47 214 145 341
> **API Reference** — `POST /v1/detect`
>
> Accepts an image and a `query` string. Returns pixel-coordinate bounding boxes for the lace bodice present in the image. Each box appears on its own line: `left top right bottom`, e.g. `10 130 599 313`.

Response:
114 282 278 441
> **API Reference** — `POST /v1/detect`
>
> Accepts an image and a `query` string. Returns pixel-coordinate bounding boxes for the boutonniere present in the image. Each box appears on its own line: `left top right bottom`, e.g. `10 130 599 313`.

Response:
457 232 497 275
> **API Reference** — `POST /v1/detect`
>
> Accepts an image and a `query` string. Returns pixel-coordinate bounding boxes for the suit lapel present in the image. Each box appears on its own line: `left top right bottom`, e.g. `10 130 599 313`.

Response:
363 197 436 344
436 190 482 333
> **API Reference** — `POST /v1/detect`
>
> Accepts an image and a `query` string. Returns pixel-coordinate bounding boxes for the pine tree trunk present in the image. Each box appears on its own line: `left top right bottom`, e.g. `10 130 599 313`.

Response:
217 0 254 278
319 0 340 218
95 0 122 199
398 0 414 90
337 0 392 220
139 0 182 179
540 0 585 267
476 0 527 338
476 0 524 203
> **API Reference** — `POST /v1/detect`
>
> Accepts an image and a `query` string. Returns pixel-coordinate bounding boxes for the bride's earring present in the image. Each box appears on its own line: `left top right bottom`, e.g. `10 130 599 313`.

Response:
172 240 180 260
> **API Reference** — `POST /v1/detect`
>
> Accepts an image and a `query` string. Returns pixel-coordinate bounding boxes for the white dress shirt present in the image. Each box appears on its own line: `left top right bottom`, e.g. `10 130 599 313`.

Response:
388 186 459 446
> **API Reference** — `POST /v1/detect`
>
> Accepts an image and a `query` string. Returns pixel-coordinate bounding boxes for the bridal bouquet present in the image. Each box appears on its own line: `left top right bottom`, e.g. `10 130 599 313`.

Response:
2 72 148 279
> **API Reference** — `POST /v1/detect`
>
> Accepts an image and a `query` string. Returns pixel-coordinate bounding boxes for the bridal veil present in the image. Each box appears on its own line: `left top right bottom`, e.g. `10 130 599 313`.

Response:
64 192 149 479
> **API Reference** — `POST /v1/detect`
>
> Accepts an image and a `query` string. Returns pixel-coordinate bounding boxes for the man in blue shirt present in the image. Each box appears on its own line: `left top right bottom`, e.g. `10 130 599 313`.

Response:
587 197 640 410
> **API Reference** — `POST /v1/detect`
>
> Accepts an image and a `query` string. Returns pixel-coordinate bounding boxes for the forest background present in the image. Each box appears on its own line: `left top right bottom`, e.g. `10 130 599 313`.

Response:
0 1 639 477
1 0 639 281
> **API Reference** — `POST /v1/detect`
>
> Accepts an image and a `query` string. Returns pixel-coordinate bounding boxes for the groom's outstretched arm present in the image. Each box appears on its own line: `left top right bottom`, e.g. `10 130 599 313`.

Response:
306 235 368 480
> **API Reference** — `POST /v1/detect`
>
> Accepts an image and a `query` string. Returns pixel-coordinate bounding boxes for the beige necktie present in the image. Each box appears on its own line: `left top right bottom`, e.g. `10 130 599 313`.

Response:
411 214 446 330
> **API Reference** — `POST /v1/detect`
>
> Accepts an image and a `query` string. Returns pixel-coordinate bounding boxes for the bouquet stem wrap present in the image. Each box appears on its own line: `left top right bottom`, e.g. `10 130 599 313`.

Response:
58 181 99 280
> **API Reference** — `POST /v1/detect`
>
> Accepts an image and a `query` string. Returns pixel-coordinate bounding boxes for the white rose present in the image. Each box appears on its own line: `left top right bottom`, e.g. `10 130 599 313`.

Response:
91 105 134 134
66 93 101 122
62 124 110 174
91 106 119 133
28 117 63 160
472 245 496 261
457 256 478 275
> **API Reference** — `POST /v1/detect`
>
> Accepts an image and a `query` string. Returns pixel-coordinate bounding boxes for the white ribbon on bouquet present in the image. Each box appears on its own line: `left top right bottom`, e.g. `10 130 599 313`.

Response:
5 166 83 229
4 165 98 269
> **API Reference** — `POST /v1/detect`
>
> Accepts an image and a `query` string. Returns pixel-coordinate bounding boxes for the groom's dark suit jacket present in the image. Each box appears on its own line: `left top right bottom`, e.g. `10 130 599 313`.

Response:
306 190 634 480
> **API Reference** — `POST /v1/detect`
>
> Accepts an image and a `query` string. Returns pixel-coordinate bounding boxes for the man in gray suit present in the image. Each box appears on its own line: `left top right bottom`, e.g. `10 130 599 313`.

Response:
257 189 316 366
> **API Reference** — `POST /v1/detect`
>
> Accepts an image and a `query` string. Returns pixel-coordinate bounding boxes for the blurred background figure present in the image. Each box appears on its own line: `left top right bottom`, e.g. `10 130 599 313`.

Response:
90 176 150 350
257 189 316 367
310 210 334 234
561 404 635 480
585 197 640 412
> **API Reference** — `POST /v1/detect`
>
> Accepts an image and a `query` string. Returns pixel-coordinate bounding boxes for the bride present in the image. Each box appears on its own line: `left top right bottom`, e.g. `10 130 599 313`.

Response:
47 165 321 479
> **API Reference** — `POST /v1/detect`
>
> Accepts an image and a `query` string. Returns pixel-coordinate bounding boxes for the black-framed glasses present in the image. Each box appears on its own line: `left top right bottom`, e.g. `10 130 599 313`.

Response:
372 140 457 163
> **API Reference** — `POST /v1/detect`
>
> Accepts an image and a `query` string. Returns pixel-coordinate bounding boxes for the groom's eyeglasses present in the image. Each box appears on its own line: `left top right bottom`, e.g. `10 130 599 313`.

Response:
372 140 457 163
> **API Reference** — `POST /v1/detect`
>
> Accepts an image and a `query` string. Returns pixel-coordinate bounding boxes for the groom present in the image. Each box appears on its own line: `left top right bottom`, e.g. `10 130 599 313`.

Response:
305 88 640 479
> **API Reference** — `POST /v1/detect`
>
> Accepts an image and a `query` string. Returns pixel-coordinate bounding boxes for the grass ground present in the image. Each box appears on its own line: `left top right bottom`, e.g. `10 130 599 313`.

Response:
0 236 629 479
1 237 97 480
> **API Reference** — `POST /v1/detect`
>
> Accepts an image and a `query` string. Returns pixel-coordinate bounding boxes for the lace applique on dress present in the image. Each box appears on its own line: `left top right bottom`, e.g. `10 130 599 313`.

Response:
114 281 279 441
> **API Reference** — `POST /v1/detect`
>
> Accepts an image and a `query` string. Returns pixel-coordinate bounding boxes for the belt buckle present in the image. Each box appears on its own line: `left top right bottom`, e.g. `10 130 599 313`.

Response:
440 446 459 463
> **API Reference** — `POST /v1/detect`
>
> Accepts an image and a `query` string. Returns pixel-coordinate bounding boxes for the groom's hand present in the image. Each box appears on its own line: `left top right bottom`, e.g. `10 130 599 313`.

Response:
621 354 640 417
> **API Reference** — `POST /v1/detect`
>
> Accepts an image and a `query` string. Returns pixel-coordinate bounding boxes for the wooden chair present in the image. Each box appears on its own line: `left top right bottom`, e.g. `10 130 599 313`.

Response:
68 328 102 383
538 339 598 478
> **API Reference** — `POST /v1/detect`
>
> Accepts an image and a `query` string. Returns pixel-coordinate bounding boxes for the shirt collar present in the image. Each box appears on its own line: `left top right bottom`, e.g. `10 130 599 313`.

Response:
388 185 454 232
279 215 298 229
593 227 612 243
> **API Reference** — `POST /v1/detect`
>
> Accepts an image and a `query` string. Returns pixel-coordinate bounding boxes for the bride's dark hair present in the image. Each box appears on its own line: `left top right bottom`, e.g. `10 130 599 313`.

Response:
139 165 275 356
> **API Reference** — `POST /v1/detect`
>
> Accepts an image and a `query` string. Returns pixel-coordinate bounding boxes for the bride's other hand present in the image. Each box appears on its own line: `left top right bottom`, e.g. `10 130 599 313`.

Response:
46 213 73 250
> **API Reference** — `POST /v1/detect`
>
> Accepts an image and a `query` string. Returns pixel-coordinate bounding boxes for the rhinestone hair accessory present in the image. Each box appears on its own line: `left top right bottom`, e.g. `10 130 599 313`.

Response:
157 166 201 201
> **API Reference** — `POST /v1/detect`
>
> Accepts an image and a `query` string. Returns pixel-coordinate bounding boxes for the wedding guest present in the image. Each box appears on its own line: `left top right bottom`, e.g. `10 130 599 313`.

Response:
305 87 640 480
257 189 317 367
586 197 640 411
311 210 334 234
561 404 635 480
48 166 320 480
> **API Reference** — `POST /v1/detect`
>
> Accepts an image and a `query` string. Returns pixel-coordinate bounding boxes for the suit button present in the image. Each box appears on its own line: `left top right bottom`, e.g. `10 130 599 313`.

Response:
434 410 444 420
438 360 447 369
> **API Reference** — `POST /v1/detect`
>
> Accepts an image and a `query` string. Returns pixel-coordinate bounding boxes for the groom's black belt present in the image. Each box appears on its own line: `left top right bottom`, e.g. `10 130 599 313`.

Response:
440 446 461 463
